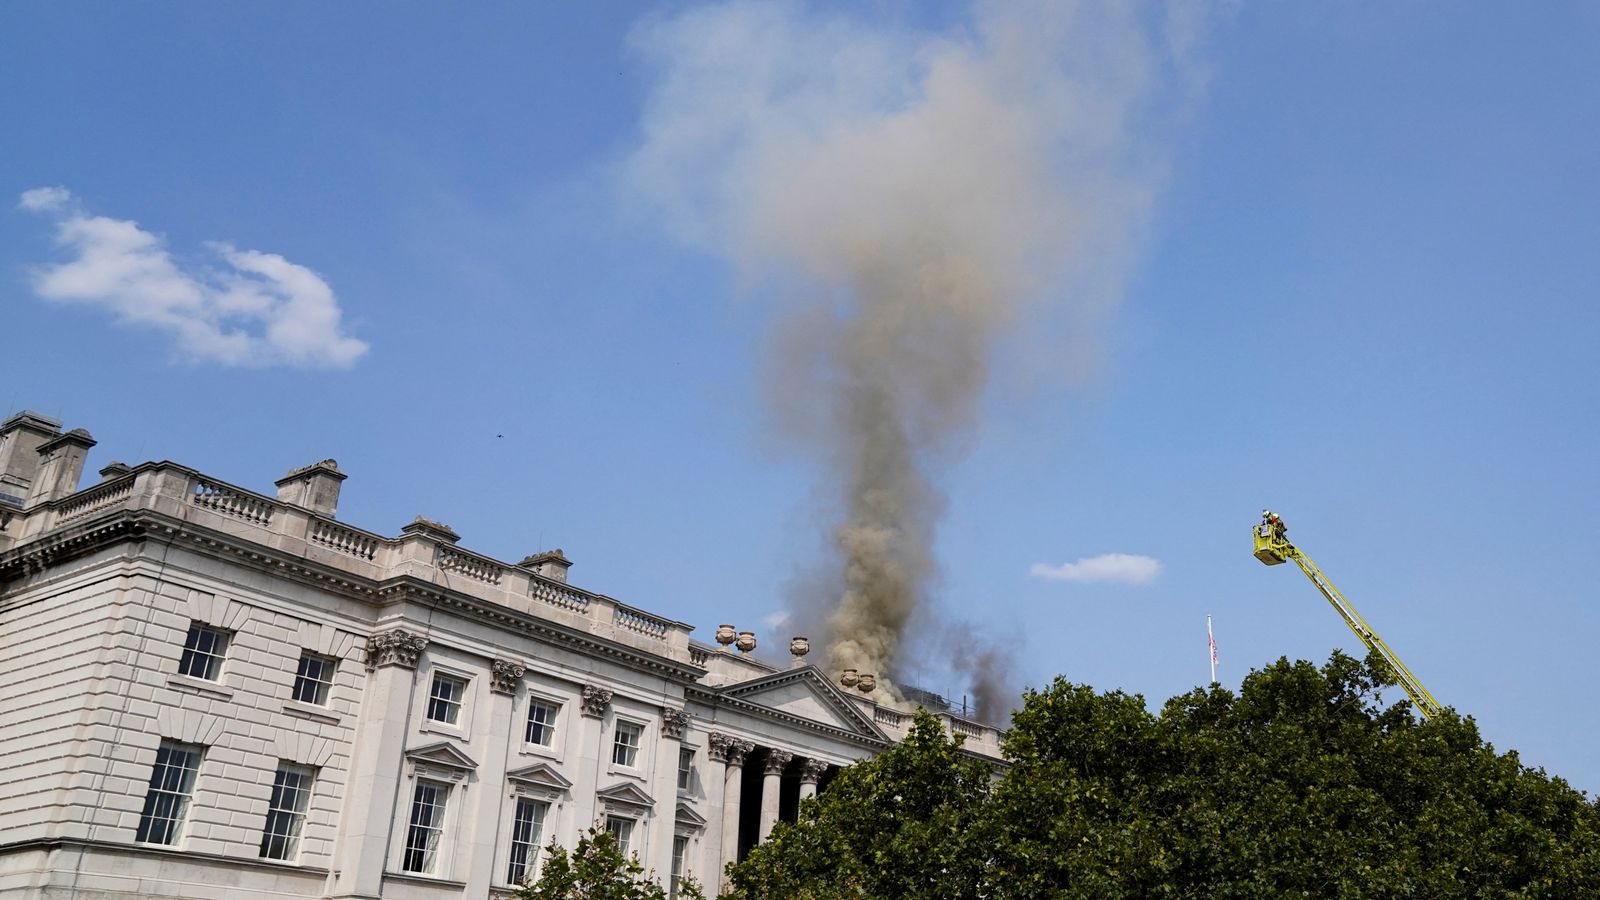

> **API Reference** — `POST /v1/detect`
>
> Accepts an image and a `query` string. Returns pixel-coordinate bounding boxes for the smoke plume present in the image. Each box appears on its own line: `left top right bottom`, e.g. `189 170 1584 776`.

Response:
626 1 1205 714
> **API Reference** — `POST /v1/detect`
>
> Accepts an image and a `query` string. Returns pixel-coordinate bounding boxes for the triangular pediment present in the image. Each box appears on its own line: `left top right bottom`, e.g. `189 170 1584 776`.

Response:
717 666 887 739
596 780 656 812
506 761 572 794
675 801 707 828
405 741 478 771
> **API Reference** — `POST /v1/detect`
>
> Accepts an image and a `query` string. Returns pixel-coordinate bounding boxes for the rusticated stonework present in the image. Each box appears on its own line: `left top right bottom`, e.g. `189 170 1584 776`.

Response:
365 629 428 670
581 684 613 718
490 659 525 695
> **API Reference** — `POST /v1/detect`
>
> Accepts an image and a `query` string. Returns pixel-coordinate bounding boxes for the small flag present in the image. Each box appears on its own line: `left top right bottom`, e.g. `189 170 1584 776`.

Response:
1207 614 1218 685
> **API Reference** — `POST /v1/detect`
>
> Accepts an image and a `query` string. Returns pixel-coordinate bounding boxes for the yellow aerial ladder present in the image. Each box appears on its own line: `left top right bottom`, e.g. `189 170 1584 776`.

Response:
1253 511 1443 720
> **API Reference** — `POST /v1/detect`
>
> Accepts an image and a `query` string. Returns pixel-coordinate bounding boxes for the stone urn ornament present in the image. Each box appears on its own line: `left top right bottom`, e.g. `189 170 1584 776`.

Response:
839 668 859 689
788 636 810 667
735 630 757 654
856 673 877 693
715 624 737 652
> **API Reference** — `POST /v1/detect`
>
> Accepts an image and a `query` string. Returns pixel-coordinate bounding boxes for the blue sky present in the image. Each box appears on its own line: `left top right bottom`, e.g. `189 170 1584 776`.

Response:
4 3 1598 789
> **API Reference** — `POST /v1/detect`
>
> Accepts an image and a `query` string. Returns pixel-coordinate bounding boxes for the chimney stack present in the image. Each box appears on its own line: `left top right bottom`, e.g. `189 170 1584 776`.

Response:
275 459 346 517
25 428 97 508
0 411 63 506
518 549 572 583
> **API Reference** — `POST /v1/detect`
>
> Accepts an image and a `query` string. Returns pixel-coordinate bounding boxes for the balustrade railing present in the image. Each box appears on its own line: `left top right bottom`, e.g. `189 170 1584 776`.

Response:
614 605 670 639
436 546 504 585
192 478 275 526
874 708 909 727
689 646 711 666
55 475 135 522
530 579 591 613
309 518 381 561
947 717 983 738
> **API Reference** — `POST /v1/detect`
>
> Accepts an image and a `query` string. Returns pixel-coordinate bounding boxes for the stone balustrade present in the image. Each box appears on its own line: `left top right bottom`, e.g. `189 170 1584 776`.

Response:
1 462 698 663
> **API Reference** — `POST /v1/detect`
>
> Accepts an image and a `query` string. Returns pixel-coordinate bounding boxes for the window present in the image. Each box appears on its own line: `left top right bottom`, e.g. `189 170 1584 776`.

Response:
670 835 689 898
178 623 229 680
427 673 467 725
604 815 635 857
525 699 559 747
291 653 335 706
136 740 202 844
612 721 642 768
505 797 548 885
403 780 450 874
677 748 695 792
259 762 316 860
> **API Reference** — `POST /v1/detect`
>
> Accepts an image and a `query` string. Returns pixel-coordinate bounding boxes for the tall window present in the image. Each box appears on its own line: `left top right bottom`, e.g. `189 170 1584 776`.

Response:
403 780 450 874
612 721 642 768
291 653 335 706
604 815 634 857
670 835 689 898
505 797 548 885
677 748 695 792
178 624 229 680
259 763 316 860
427 673 467 725
525 700 558 747
135 740 202 844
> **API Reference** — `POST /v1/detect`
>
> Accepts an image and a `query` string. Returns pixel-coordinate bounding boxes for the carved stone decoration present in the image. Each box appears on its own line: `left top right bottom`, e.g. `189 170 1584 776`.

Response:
856 673 877 693
714 624 737 652
661 707 692 740
764 748 794 777
708 731 754 767
789 635 810 659
491 659 526 695
735 631 757 654
580 684 613 718
839 668 859 689
798 757 830 785
365 629 428 670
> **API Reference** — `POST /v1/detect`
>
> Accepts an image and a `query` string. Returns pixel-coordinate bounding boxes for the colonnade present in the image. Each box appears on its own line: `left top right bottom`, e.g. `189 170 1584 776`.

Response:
707 732 831 881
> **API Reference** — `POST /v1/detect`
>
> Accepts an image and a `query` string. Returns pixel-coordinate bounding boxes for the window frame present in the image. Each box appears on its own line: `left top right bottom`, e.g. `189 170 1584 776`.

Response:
611 720 644 769
135 740 203 845
290 652 336 706
604 814 636 858
677 747 695 793
259 761 317 861
425 671 469 727
177 623 230 681
670 834 689 898
504 796 549 886
523 697 560 749
401 778 451 875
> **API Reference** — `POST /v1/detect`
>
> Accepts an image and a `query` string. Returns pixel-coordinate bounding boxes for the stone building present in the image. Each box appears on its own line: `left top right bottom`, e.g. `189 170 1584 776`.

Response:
0 410 1001 899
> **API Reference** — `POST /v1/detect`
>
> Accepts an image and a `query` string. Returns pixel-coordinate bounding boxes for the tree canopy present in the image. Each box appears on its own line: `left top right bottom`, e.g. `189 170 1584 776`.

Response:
724 652 1600 898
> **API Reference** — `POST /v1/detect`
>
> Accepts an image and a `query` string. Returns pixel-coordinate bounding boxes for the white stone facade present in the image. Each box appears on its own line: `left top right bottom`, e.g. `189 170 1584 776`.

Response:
0 411 1001 899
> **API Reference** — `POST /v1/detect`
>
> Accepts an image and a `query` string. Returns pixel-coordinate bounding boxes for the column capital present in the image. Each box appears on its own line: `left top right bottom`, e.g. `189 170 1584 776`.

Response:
365 629 428 670
661 707 692 740
580 684 613 718
709 731 754 766
798 757 829 785
763 748 794 776
490 659 525 695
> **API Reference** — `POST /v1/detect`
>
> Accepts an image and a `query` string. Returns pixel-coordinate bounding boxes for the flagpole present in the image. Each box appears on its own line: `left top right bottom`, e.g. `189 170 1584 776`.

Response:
1207 614 1217 685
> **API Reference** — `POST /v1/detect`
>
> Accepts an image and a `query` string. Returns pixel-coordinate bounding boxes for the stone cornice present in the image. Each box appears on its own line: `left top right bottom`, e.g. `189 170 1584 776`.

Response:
0 508 709 683
716 666 888 740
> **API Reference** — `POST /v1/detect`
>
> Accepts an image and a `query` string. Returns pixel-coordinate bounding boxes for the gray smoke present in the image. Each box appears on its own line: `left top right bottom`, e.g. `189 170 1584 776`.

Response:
626 1 1206 709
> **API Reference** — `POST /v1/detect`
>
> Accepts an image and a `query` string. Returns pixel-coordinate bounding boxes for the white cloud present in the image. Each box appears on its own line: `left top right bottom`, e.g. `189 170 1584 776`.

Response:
762 610 791 631
1031 553 1163 585
18 187 368 369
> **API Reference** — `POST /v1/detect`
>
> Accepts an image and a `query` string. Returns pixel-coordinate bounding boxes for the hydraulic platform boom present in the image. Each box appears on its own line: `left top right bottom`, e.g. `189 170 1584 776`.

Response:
1254 513 1443 720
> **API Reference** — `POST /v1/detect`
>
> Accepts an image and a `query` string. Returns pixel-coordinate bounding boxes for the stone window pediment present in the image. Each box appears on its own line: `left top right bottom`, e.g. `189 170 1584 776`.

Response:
595 780 656 816
405 741 478 782
674 800 707 835
506 761 572 800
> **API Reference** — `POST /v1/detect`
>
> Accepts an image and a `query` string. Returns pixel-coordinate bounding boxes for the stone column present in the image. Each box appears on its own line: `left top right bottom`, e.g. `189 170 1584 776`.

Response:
709 732 753 886
332 629 428 899
464 660 524 899
798 757 828 803
757 749 793 842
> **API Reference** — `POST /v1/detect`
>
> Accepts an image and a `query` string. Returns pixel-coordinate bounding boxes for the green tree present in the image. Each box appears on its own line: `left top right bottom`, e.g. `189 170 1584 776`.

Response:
516 825 705 900
724 709 994 900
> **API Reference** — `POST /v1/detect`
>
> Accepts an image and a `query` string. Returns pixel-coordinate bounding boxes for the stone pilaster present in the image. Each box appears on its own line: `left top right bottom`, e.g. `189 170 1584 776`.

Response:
466 664 519 897
333 629 427 898
757 749 792 841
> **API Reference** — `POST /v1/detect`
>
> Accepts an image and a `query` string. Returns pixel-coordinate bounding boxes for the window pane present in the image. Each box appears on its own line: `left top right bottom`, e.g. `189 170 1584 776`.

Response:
427 675 464 725
525 700 557 746
506 797 548 885
260 763 316 860
403 781 449 873
671 835 688 897
612 722 641 767
605 815 634 856
292 654 334 705
677 748 694 791
136 741 201 844
178 624 228 680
